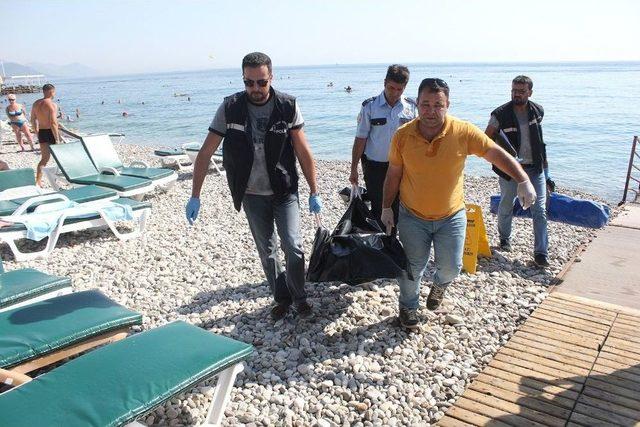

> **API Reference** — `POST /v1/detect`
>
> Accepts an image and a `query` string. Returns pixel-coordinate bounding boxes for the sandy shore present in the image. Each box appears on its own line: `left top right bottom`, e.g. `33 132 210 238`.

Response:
0 142 606 426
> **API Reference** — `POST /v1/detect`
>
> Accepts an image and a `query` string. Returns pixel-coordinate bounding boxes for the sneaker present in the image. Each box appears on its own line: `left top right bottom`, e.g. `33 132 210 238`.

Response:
270 303 290 321
399 308 420 330
499 239 512 252
534 254 550 267
295 300 313 318
426 285 446 311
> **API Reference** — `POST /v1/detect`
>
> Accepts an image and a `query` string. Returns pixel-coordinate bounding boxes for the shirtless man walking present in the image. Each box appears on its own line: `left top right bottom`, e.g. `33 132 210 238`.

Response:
31 84 60 186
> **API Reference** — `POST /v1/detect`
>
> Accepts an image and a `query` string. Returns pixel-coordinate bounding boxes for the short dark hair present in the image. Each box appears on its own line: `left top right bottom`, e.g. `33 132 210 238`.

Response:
512 75 533 90
242 52 272 73
417 78 450 100
385 64 410 85
42 83 55 92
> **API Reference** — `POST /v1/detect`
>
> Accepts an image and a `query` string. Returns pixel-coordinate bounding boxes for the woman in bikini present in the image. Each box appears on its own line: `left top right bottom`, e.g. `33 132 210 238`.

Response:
5 94 35 152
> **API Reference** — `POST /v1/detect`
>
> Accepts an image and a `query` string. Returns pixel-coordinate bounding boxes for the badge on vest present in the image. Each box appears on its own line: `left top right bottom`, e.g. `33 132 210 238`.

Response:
270 121 288 134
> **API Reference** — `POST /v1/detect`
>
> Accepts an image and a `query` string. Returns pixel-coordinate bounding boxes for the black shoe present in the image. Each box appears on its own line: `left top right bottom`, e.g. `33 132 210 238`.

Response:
399 308 420 330
270 303 290 321
426 285 446 311
499 239 511 252
295 300 313 318
534 254 550 267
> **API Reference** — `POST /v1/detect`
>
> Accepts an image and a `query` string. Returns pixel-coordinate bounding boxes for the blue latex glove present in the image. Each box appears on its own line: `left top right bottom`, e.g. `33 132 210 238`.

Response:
309 194 322 214
186 197 201 225
544 167 551 180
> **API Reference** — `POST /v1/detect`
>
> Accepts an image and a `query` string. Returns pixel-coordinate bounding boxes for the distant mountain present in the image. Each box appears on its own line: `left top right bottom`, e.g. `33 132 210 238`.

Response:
26 62 98 77
0 61 41 76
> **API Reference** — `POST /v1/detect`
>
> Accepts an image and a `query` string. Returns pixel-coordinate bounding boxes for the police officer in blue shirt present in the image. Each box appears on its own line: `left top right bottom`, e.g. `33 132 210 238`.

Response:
350 65 417 225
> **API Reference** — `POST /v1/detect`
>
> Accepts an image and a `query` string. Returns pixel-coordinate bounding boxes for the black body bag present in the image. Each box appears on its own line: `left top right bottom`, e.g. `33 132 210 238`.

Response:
306 192 407 283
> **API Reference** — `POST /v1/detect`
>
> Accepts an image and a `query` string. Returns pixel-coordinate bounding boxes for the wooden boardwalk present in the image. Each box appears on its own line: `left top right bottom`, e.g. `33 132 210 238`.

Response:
438 292 640 426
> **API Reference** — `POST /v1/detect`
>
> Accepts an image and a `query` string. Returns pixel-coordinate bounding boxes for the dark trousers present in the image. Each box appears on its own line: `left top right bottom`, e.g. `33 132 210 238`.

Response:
362 155 399 227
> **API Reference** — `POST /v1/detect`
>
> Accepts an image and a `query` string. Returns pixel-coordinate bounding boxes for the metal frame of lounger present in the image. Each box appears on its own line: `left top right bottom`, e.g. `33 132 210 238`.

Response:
0 193 149 261
122 362 245 427
184 143 226 176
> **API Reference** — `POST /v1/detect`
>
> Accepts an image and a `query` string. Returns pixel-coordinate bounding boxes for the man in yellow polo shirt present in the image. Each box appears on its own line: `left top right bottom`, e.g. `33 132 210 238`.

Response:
381 78 536 329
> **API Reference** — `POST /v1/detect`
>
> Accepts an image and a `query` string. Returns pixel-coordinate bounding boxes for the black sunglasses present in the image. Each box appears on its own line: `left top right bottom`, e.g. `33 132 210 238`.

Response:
243 78 269 88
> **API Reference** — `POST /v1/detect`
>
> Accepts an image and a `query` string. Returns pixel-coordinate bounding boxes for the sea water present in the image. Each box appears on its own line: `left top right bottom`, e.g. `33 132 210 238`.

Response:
6 62 639 202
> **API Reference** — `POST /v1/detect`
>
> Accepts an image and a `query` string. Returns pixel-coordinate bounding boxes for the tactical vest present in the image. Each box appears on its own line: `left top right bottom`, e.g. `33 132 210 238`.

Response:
221 88 300 211
491 100 547 180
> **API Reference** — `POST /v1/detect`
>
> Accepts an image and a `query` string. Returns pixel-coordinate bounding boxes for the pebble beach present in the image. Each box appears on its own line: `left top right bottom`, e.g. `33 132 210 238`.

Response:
0 142 609 426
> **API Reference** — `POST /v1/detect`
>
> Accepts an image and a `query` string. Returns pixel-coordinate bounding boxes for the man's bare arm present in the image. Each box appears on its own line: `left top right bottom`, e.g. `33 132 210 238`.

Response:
191 132 224 198
382 163 403 209
484 124 497 139
291 128 318 194
483 145 528 182
349 137 367 184
47 101 60 141
30 102 38 133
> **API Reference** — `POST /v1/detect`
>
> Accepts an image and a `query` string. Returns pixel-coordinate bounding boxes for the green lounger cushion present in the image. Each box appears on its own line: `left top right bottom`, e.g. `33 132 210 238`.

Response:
154 148 185 156
0 268 71 309
116 166 175 180
69 174 151 192
0 198 151 234
49 142 152 191
0 168 36 192
0 289 142 369
0 321 254 427
0 200 20 216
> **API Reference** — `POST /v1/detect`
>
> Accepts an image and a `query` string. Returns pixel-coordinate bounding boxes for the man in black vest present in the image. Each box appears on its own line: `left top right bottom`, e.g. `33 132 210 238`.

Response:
485 75 550 267
186 52 322 320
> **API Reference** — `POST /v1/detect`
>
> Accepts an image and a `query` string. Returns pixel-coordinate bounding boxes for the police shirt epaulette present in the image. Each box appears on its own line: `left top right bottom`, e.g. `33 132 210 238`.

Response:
404 97 417 106
362 96 376 107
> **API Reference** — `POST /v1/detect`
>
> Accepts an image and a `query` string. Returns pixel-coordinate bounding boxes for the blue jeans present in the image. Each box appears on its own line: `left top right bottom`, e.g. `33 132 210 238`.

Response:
498 166 548 256
242 193 306 305
397 206 466 310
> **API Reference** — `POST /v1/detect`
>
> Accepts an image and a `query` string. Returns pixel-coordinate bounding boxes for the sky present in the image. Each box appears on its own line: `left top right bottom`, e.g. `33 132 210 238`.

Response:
4 0 640 75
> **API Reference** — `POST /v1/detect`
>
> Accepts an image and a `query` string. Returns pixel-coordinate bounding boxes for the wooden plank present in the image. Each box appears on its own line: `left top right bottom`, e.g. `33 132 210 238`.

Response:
469 380 572 419
594 355 640 375
578 394 640 421
573 402 639 425
519 324 601 350
483 366 580 398
591 362 640 383
569 411 624 427
586 377 640 399
526 317 605 340
532 308 611 330
599 345 640 362
610 324 640 340
471 375 576 409
455 397 545 426
504 339 593 370
613 317 640 328
598 349 640 365
550 292 640 317
488 360 582 390
537 303 616 325
603 337 640 356
582 385 640 412
616 314 640 324
463 389 566 427
496 347 590 377
439 406 511 427
543 297 617 318
609 330 640 344
508 334 596 363
436 413 477 427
